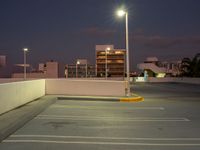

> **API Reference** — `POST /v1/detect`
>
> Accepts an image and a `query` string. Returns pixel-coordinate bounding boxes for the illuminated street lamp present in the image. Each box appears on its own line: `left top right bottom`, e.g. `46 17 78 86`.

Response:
105 47 110 79
23 48 29 80
76 60 80 78
117 9 130 96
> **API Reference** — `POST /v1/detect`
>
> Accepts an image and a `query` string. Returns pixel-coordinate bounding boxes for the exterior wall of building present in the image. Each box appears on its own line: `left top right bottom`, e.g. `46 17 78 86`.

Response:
96 45 114 51
0 55 6 67
66 64 96 78
96 47 126 77
46 61 58 78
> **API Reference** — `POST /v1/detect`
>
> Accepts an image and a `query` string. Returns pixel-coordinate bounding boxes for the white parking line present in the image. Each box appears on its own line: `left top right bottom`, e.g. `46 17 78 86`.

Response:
50 105 165 110
35 115 190 122
10 135 200 141
3 139 200 146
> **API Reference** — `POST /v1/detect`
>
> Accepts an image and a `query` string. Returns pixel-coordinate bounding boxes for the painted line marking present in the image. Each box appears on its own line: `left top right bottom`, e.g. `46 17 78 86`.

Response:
35 115 190 122
10 135 200 141
3 140 200 146
50 105 165 110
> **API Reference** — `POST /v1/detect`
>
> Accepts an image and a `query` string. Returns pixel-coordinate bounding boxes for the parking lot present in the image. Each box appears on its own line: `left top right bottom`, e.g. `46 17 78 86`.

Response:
0 83 200 150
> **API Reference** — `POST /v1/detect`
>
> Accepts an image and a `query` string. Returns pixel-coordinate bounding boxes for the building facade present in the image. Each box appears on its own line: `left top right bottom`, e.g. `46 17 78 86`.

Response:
12 60 59 78
65 59 96 78
96 45 126 77
0 55 6 67
137 57 182 77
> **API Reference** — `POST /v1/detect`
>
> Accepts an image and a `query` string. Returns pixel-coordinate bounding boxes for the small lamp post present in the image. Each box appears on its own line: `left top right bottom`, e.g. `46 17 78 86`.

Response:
105 47 110 79
76 60 80 78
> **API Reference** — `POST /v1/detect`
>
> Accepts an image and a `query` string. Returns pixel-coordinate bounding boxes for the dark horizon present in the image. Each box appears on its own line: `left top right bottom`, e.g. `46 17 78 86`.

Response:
1 0 200 77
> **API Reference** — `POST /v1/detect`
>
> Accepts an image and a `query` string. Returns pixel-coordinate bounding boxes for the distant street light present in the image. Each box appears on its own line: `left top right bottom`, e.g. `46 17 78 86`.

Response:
23 48 29 80
117 9 130 96
85 62 88 78
105 47 110 79
76 60 80 78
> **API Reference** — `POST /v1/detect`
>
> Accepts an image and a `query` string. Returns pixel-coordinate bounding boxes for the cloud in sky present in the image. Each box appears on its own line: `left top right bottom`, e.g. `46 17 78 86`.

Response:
81 27 200 50
132 34 200 49
81 27 116 38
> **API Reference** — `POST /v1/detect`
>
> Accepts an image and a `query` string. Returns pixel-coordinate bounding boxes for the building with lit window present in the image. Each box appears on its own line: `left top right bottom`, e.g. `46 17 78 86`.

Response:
96 45 126 77
12 60 59 78
65 59 96 78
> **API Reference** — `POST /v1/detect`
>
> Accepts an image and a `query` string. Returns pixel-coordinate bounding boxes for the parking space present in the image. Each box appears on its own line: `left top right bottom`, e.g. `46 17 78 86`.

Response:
0 83 200 150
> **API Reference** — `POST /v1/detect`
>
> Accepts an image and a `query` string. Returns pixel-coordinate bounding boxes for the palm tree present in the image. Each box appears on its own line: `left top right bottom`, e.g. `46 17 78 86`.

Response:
181 53 200 77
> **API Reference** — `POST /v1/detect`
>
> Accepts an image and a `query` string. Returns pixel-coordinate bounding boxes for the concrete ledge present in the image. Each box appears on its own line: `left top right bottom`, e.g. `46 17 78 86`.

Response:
46 79 126 96
57 94 144 102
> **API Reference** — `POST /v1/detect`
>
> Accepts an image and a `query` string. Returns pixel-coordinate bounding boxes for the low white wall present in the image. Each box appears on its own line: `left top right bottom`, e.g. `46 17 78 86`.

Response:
133 77 200 84
0 78 24 83
147 77 174 82
0 79 45 114
46 79 126 96
173 77 200 84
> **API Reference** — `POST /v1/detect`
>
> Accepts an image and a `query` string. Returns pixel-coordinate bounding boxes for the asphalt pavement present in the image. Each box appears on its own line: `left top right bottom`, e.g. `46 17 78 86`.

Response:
0 83 200 150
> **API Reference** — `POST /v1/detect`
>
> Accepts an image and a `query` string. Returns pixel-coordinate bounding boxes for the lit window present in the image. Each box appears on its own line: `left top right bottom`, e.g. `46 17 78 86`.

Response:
115 51 122 54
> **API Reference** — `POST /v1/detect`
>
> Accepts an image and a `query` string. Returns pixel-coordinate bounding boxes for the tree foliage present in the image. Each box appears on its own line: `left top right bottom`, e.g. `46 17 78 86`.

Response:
181 53 200 77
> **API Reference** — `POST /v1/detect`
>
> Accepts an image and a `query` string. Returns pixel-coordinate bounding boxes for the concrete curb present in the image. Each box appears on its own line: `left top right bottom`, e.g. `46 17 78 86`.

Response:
120 96 144 102
57 94 144 102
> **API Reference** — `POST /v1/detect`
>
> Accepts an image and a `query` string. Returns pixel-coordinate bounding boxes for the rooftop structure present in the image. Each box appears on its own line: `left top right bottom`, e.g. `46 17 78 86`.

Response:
137 57 182 77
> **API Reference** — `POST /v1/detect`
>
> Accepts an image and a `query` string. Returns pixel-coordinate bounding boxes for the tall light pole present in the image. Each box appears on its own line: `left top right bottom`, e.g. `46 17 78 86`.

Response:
23 48 29 80
117 10 130 96
105 47 110 79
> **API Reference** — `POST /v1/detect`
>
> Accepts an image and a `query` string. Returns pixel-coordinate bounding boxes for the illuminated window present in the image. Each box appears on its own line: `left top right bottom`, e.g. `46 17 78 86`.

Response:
115 51 122 54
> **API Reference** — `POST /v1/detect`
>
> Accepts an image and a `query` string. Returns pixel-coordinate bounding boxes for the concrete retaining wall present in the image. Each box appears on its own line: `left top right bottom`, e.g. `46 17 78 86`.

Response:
0 79 45 114
132 77 200 84
46 79 126 96
173 78 200 84
0 78 24 83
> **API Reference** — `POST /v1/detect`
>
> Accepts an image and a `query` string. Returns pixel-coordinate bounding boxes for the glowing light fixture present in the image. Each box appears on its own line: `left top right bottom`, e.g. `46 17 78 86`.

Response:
117 10 126 17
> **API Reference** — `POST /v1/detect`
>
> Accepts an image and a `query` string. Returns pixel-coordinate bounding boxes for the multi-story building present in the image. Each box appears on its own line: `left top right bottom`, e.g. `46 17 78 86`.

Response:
65 59 96 78
96 45 126 77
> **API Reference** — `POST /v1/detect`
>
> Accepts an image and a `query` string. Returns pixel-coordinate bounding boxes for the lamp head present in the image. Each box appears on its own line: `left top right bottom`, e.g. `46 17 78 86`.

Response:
23 48 29 52
77 61 80 65
117 10 126 17
106 47 111 51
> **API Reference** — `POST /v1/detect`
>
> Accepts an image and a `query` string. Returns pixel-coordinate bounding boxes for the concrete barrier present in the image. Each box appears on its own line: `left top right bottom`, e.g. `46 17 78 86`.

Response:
46 79 126 96
0 79 45 114
132 77 200 84
0 78 24 83
174 78 200 84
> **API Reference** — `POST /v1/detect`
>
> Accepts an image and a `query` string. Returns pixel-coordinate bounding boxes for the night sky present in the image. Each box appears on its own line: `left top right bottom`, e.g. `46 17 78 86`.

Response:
1 0 200 76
